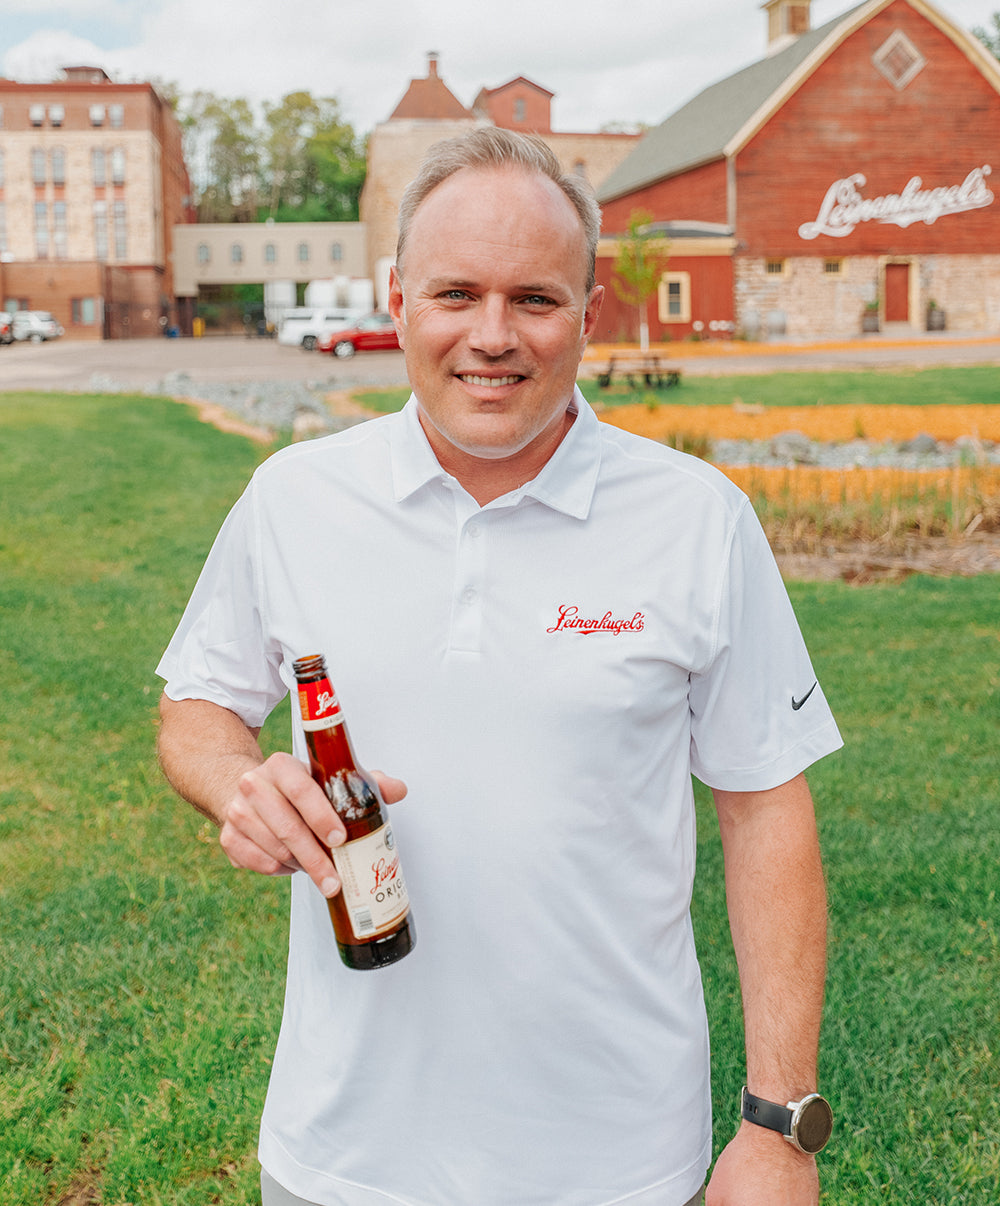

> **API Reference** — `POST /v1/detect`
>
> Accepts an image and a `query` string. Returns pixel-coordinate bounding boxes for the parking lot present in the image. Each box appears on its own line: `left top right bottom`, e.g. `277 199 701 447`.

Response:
1 329 999 396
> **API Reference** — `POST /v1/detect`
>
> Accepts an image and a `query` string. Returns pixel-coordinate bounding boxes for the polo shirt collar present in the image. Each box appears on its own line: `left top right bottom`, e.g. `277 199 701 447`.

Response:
389 388 601 520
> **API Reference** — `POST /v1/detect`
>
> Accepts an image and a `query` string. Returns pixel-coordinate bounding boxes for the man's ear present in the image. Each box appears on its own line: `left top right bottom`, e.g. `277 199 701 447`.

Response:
581 284 604 347
388 266 405 348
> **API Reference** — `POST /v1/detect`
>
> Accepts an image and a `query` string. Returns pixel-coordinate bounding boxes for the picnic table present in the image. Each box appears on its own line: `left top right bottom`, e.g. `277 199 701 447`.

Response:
596 355 682 389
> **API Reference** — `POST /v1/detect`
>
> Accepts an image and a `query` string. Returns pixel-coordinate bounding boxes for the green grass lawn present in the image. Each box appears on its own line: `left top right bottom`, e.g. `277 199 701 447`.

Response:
354 364 1000 412
1 389 997 1204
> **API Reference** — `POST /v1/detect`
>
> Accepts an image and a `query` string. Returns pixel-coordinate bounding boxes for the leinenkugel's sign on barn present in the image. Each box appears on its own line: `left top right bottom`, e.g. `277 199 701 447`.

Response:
595 0 1000 339
799 166 994 239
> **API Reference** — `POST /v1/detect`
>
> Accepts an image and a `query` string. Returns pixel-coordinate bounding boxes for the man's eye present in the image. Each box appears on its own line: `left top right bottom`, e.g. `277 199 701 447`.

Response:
440 290 472 301
521 295 555 307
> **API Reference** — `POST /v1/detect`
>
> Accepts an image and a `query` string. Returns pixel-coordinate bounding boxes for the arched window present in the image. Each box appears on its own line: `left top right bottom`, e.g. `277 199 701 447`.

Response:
197 243 211 264
264 243 277 263
231 243 244 264
297 242 310 263
330 242 343 263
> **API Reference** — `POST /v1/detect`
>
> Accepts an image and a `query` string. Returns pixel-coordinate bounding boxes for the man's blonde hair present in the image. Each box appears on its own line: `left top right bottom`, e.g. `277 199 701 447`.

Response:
395 127 602 293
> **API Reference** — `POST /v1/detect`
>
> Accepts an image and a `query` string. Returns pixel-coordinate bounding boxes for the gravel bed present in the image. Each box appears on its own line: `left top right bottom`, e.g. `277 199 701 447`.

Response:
89 371 1000 466
712 430 1000 469
88 370 364 435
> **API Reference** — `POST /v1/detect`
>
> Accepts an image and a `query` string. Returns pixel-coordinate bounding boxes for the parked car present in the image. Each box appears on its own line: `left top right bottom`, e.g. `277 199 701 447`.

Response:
12 311 64 342
0 313 13 345
277 307 364 350
317 313 400 358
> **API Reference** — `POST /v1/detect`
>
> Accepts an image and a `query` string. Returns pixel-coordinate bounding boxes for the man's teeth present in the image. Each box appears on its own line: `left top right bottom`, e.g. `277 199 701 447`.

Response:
459 374 521 388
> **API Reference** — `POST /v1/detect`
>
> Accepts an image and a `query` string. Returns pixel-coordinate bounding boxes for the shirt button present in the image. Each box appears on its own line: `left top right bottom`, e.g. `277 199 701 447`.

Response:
468 523 482 538
461 587 477 605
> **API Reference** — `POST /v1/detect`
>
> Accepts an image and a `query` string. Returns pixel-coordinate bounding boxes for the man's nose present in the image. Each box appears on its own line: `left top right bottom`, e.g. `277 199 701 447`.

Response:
468 296 518 357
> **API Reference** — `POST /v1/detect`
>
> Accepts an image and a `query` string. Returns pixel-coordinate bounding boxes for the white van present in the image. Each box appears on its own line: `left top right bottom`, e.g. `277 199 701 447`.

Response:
277 307 362 350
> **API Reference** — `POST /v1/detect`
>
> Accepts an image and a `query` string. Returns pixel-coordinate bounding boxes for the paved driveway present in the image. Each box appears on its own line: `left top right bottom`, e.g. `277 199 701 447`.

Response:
0 331 998 395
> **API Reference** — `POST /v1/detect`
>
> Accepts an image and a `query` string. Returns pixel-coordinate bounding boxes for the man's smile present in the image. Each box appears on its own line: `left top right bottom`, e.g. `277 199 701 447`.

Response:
456 373 525 388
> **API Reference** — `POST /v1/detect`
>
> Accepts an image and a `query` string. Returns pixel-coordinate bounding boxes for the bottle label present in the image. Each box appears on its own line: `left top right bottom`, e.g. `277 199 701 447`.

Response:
333 822 410 940
298 680 344 731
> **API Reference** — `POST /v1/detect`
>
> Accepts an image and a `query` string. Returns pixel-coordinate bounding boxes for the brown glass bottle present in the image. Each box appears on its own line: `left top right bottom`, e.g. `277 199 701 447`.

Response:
292 654 415 970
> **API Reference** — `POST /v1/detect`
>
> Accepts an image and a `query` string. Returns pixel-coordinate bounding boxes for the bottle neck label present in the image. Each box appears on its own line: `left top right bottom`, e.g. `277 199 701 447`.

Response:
298 680 344 731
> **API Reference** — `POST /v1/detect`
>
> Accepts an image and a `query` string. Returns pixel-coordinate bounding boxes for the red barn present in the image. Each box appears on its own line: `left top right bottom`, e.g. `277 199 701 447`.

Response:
596 0 1000 341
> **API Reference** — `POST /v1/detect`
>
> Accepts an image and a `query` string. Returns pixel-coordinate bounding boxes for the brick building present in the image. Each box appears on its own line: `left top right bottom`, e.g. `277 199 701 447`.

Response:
0 67 195 339
595 0 1000 342
360 54 642 304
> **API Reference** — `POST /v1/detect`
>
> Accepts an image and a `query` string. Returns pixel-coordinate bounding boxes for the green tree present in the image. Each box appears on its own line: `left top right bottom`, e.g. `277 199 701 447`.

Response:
972 12 1000 57
612 210 671 351
180 91 260 222
262 92 367 222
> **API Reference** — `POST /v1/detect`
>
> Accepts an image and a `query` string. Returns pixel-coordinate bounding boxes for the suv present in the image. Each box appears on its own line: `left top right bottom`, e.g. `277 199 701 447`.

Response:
0 313 12 345
12 311 64 342
277 307 362 351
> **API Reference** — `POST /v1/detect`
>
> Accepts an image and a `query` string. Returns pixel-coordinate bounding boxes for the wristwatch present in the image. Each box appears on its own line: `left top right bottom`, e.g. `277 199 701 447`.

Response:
741 1086 833 1154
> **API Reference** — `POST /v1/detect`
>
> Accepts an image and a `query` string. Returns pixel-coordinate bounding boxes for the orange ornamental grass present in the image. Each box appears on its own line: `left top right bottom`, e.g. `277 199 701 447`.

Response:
597 402 1000 444
599 403 1000 538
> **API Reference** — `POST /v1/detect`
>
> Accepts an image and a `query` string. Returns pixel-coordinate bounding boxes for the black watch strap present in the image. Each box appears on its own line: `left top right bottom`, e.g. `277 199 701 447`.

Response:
741 1087 792 1136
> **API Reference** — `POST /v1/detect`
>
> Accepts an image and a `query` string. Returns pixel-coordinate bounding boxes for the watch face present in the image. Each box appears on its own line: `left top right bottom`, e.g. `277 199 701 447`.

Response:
794 1095 834 1154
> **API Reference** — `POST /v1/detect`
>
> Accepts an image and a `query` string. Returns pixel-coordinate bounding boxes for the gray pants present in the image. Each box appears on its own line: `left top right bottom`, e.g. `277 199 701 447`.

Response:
261 1167 705 1206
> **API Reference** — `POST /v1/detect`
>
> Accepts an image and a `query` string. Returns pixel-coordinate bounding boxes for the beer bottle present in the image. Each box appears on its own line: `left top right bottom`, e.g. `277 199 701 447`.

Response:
292 654 415 970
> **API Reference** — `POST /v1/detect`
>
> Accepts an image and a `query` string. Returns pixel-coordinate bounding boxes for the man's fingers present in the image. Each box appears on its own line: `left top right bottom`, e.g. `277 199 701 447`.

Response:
371 769 408 805
222 752 345 896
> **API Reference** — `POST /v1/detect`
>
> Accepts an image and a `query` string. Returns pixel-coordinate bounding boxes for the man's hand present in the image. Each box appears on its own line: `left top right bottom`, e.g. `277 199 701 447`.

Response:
706 1122 818 1205
157 694 407 901
221 753 408 899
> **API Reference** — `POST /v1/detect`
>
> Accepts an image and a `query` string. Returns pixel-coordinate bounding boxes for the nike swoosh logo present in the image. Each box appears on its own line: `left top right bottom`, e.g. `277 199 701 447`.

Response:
792 682 818 711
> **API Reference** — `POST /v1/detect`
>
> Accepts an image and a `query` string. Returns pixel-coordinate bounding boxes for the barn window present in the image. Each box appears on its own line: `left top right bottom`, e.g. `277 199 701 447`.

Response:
658 272 691 324
873 31 926 91
766 259 786 276
823 259 843 275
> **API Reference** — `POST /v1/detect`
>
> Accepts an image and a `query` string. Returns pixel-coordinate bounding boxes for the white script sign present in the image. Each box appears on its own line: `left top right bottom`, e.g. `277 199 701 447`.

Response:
798 165 993 239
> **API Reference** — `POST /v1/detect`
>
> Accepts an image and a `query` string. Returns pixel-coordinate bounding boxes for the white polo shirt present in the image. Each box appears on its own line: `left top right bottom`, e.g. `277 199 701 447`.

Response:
158 392 841 1206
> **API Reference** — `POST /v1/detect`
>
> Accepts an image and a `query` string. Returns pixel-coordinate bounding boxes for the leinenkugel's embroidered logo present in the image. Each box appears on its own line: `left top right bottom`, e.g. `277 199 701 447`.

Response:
546 605 645 635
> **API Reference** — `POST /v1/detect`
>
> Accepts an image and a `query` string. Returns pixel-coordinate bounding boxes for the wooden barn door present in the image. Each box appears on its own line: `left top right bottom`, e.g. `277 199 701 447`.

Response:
884 263 910 323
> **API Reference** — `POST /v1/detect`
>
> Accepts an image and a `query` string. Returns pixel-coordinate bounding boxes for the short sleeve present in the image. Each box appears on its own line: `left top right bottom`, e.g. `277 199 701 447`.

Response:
156 482 288 728
688 501 842 791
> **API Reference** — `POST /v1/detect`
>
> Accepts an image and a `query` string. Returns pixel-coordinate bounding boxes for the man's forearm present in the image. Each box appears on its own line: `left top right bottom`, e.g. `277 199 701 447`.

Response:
157 694 264 826
713 773 827 1099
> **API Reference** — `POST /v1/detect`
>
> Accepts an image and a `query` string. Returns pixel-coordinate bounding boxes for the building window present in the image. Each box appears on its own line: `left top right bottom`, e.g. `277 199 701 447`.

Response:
331 242 342 263
32 147 46 186
72 297 97 325
873 30 926 91
34 201 49 258
49 104 65 127
297 242 310 263
113 200 127 259
90 104 105 126
92 148 106 187
658 272 692 324
51 147 66 186
823 259 843 275
53 201 67 258
231 243 244 264
197 242 211 264
765 258 786 275
109 104 125 129
94 201 108 260
30 103 45 127
514 98 526 123
111 147 126 186
264 242 277 263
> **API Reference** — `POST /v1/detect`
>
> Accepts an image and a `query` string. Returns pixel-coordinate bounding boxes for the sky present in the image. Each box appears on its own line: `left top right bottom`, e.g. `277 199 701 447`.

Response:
2 0 996 136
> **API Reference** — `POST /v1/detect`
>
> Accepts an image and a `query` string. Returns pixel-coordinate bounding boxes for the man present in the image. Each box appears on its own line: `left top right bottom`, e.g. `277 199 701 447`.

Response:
157 128 841 1206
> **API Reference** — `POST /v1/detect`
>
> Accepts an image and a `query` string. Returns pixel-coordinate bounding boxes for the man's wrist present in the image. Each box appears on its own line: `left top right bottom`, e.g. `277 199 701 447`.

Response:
740 1086 834 1154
